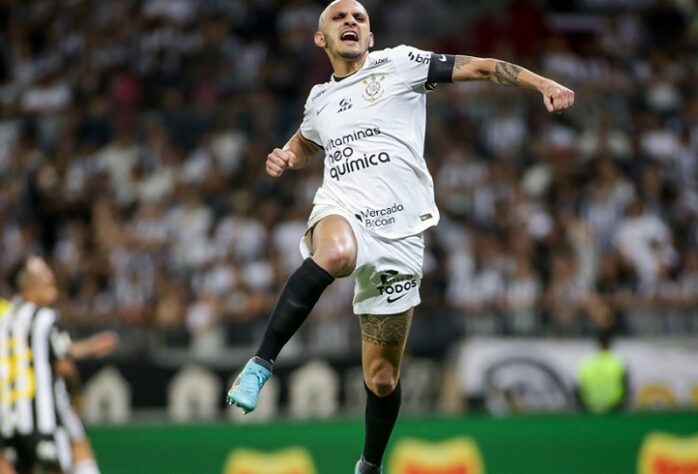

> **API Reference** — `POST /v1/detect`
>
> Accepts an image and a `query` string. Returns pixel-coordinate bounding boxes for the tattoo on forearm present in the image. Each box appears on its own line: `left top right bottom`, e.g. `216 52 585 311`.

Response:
494 61 521 86
454 55 491 80
454 55 472 70
360 313 412 346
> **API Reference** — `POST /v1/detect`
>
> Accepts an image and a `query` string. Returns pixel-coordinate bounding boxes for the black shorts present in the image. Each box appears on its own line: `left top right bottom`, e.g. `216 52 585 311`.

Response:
1 428 72 473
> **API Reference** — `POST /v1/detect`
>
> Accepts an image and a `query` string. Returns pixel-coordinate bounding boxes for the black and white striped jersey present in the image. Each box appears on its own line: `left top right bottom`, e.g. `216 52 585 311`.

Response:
0 300 72 439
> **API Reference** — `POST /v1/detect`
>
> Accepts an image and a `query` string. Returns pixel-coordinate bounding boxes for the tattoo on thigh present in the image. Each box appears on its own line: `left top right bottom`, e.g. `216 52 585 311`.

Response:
360 313 412 346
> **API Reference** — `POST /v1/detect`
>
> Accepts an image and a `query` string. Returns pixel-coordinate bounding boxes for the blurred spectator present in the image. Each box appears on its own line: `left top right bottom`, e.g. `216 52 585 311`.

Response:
613 198 677 293
576 331 629 413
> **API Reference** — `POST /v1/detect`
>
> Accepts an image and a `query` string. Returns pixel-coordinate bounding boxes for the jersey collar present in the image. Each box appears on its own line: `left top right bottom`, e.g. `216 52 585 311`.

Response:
330 53 372 83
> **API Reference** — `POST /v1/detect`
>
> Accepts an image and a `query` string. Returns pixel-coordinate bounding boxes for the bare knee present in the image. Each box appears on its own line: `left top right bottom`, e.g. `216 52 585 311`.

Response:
310 216 357 277
366 367 399 397
313 245 355 277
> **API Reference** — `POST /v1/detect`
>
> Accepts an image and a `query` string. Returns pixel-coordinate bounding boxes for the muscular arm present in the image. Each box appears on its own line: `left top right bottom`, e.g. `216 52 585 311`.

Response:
450 55 574 112
266 129 323 177
283 129 323 169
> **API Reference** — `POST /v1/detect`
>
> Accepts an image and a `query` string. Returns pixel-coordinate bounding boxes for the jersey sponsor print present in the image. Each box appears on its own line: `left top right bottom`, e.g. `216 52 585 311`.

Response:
355 203 406 229
377 270 418 304
301 45 441 240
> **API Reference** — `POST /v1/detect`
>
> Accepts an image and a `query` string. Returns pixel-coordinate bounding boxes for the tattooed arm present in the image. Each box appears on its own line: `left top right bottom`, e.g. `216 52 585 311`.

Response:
451 55 575 112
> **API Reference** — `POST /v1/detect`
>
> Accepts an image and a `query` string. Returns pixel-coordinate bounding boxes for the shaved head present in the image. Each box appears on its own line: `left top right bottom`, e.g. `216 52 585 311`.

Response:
18 256 58 306
318 0 369 32
18 257 49 291
314 0 373 71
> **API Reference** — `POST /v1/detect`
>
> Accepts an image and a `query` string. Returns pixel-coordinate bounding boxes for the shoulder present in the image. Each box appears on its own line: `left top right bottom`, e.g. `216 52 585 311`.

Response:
35 306 59 324
378 44 431 65
306 83 332 107
365 48 393 69
0 298 11 317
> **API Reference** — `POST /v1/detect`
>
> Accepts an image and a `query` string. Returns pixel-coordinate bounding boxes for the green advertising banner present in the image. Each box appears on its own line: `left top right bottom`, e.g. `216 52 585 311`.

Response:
90 411 698 474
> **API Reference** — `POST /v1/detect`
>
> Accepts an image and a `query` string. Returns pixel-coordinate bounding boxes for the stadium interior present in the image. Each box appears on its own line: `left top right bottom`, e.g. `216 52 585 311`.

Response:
0 0 697 472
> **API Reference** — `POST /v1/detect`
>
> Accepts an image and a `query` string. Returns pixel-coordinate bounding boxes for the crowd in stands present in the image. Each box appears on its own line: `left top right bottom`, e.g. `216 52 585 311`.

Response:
0 0 696 358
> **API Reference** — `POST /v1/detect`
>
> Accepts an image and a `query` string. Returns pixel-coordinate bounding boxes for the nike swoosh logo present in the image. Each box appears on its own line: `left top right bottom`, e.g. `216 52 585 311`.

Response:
386 293 409 304
316 103 329 116
438 54 447 62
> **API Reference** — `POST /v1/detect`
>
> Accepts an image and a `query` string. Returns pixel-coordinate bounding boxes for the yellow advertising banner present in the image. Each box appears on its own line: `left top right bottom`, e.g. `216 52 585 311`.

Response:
388 437 485 474
223 447 317 474
638 432 698 474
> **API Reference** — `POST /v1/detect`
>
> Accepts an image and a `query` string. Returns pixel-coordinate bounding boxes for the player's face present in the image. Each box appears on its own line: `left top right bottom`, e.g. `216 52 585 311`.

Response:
26 258 58 306
37 269 58 306
316 0 373 61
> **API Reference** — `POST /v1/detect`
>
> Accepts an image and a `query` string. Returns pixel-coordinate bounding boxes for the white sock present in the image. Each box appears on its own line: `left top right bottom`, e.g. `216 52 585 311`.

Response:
73 459 101 474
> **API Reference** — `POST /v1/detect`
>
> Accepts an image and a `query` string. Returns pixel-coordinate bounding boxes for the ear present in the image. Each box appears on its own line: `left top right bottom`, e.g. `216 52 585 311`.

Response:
314 31 326 48
368 32 374 49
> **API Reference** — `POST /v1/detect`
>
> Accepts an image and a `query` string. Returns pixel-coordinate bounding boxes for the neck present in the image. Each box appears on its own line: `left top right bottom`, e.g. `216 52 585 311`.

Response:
22 291 41 306
329 52 368 78
22 293 36 305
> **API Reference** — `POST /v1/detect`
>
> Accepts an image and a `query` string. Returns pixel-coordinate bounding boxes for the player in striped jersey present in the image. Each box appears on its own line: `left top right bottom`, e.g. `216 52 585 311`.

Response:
0 257 73 472
0 257 105 474
0 298 15 473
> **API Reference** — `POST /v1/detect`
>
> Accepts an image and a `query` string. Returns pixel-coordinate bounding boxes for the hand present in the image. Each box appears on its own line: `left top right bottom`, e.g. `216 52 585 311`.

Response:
541 81 575 113
266 148 299 177
71 331 119 359
86 331 119 358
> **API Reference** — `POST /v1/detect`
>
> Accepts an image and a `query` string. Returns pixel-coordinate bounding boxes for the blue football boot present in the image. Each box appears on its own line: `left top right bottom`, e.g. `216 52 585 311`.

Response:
226 358 272 414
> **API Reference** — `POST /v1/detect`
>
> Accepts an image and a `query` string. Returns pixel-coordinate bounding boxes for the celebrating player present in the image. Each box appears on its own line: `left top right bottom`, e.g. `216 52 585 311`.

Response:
226 1 574 472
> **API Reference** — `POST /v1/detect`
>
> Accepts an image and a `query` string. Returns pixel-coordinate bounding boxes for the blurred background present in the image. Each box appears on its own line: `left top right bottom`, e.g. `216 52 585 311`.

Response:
0 0 697 472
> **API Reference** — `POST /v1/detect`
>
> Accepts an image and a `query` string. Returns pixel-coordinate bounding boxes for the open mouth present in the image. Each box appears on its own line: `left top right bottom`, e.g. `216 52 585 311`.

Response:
340 30 359 42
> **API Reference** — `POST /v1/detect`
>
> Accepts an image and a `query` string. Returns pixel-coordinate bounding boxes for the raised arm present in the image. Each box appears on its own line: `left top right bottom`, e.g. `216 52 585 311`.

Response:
450 55 574 113
265 129 323 177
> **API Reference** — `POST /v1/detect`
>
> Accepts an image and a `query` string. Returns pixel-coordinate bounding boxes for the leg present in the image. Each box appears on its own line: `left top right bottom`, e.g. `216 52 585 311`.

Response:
71 439 100 474
356 309 413 473
310 214 358 278
228 215 357 412
24 430 72 474
255 214 357 363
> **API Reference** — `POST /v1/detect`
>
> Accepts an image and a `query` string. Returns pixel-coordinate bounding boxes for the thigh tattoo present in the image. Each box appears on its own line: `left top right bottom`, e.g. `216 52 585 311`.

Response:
360 312 413 346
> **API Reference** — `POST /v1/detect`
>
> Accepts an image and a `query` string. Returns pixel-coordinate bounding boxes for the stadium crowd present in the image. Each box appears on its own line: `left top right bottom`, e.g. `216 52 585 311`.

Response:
0 0 696 358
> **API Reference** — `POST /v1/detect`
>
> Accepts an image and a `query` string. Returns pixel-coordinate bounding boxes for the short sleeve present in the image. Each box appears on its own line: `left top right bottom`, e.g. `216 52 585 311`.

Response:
390 44 434 92
49 323 72 361
299 86 324 148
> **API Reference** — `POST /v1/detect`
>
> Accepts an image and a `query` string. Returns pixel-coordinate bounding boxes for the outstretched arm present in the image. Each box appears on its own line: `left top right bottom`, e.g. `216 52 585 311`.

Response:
449 56 574 113
266 129 323 177
70 331 119 359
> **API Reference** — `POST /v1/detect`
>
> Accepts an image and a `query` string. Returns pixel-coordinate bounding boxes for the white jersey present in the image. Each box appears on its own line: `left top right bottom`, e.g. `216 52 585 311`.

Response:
301 45 440 239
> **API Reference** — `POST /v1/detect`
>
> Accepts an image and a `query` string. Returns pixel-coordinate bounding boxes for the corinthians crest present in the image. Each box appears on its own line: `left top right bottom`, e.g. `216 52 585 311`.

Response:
362 74 385 103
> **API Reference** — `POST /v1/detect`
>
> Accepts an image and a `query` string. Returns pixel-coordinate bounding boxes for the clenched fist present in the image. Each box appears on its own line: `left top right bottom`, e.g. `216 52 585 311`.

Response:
540 81 575 113
266 148 299 177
